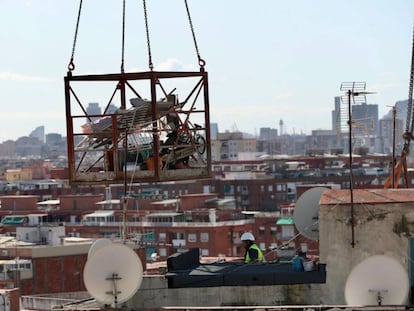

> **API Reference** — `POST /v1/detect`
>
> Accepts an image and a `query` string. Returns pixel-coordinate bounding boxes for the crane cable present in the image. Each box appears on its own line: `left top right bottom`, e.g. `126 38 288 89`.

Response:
121 0 126 73
68 0 127 73
67 0 83 72
395 21 414 188
404 22 414 145
142 0 154 71
68 0 204 73
184 0 205 69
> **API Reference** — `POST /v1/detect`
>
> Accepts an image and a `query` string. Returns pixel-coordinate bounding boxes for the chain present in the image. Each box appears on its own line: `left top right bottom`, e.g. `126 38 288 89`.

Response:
142 0 153 71
184 0 205 68
68 0 83 72
407 21 414 137
120 0 126 73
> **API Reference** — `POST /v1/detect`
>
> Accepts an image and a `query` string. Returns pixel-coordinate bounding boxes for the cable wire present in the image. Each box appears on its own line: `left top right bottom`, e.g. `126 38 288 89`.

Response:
142 0 153 71
184 0 205 68
68 0 83 72
120 0 126 73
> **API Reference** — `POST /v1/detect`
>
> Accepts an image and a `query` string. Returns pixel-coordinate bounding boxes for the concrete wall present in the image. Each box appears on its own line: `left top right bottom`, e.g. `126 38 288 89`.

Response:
319 189 413 305
20 276 325 310
21 292 91 311
128 276 324 309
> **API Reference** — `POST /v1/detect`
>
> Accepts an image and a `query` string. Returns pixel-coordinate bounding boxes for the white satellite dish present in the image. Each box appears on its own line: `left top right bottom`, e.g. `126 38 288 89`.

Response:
345 255 409 306
88 238 112 259
83 243 143 307
293 187 327 240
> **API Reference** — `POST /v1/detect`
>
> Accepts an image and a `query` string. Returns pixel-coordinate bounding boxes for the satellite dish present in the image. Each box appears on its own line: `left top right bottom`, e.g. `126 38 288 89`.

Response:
83 243 143 306
293 187 327 240
345 255 409 306
88 238 112 259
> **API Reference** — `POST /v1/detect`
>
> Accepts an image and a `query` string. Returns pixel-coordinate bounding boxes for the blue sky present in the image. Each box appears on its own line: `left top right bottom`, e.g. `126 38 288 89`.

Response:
1 0 413 142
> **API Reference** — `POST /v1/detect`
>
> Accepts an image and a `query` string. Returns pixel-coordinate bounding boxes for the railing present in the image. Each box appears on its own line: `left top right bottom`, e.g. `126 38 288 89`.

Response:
81 218 255 228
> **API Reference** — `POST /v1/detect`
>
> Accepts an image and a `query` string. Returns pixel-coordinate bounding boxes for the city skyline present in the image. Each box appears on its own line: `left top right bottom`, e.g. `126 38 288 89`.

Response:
0 98 403 143
1 1 413 142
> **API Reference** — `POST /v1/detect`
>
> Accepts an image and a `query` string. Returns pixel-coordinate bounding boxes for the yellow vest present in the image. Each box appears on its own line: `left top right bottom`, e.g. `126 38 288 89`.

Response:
245 243 264 263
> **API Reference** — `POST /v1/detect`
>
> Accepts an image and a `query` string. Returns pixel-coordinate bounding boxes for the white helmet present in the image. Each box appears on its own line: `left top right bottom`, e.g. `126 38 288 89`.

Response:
241 232 255 241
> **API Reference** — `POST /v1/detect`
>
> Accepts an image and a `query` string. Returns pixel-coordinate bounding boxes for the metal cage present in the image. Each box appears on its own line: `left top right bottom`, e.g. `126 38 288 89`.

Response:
64 70 211 185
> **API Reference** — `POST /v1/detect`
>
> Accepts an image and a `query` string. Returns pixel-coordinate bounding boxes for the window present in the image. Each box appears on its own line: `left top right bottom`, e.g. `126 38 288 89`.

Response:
188 233 197 243
300 243 308 253
281 225 294 238
200 248 209 256
270 227 277 234
259 226 265 234
144 231 155 242
276 184 283 191
259 242 265 250
159 248 167 257
200 232 209 242
159 232 166 242
174 232 185 240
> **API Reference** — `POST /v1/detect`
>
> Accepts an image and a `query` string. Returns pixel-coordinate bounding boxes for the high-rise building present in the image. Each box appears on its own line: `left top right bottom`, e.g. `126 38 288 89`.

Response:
29 126 45 143
210 123 218 140
379 117 403 154
106 103 118 114
15 136 43 157
351 103 379 136
383 100 408 132
45 133 62 145
86 103 101 122
331 96 342 133
279 119 284 136
259 127 278 140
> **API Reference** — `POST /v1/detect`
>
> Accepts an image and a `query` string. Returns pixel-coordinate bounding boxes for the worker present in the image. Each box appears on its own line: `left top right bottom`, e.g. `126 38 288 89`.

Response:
241 232 264 263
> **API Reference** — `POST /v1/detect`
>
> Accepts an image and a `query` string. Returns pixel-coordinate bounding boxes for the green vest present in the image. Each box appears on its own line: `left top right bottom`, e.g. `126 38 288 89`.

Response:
245 243 264 263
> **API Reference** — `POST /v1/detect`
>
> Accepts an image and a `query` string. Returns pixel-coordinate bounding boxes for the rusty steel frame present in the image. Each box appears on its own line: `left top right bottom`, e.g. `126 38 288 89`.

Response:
64 70 211 185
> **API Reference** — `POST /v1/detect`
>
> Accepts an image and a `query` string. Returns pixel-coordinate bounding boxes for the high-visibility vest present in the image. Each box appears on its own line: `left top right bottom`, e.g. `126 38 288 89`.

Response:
245 243 264 263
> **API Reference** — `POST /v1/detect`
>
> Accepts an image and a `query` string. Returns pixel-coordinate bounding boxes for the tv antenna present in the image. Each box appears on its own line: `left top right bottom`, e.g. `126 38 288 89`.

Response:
340 82 374 247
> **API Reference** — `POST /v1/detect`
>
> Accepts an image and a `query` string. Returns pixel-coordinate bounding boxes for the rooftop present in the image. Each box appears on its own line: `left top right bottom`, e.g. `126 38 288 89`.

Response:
320 189 414 205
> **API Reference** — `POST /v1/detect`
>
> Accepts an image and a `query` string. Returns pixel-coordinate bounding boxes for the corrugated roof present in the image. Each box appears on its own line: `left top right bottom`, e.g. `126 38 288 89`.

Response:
320 189 414 205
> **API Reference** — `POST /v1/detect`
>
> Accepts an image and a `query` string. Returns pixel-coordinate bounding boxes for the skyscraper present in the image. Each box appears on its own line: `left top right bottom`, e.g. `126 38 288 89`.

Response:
86 103 101 122
29 126 45 143
331 96 342 133
351 103 379 136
